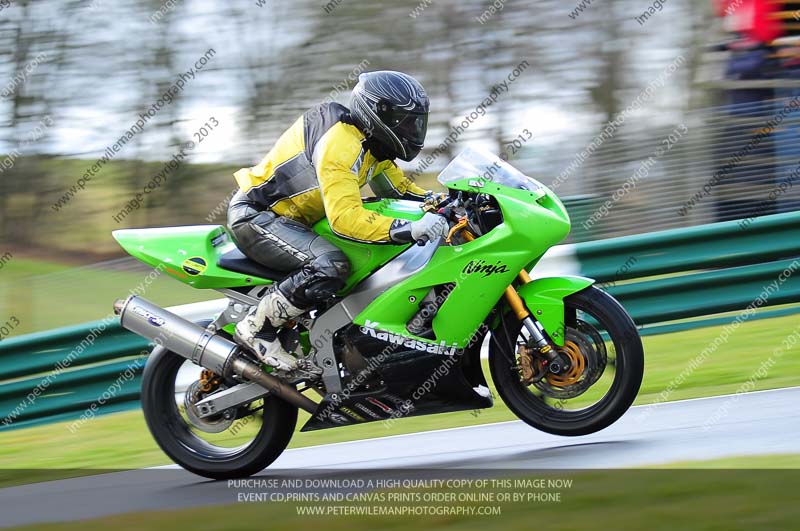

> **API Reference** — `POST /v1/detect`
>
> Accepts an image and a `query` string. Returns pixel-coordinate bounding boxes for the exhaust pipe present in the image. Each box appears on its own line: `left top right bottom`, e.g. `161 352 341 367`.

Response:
115 296 317 413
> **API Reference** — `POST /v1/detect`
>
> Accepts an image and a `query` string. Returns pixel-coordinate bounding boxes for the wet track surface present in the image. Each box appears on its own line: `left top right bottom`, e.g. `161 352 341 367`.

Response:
2 387 799 528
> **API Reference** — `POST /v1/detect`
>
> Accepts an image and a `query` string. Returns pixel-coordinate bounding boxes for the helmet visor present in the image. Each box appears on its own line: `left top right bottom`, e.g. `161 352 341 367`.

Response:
385 110 428 146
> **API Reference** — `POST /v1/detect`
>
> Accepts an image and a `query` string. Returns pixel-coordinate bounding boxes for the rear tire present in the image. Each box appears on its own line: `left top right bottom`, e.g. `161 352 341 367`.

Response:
141 338 297 480
489 286 643 436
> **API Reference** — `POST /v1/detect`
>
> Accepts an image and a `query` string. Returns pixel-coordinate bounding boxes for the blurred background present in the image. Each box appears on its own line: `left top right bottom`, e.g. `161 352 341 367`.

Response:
2 0 800 334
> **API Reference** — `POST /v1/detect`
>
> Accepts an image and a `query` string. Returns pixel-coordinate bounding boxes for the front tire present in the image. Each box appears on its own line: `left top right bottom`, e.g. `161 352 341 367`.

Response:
141 343 297 480
490 286 643 436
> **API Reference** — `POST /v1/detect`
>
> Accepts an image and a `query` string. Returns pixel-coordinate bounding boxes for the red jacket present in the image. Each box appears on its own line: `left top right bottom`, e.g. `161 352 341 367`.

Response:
714 0 784 44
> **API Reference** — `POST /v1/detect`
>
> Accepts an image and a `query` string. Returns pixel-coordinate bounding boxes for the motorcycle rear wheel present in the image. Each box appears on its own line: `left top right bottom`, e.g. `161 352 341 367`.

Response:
141 324 297 480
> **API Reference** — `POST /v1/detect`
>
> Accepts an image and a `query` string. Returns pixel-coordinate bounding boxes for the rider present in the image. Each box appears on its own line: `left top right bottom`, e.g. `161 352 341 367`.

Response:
228 70 448 370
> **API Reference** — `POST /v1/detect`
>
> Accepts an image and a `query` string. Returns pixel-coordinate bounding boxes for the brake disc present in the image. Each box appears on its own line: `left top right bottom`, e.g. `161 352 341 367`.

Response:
574 318 608 387
533 325 605 400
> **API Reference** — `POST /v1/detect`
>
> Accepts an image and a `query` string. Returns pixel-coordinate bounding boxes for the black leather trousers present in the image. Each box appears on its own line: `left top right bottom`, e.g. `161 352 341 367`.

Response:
228 191 351 308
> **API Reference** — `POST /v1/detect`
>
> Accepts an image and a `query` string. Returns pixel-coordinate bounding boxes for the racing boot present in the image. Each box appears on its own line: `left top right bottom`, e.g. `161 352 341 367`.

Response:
235 287 305 371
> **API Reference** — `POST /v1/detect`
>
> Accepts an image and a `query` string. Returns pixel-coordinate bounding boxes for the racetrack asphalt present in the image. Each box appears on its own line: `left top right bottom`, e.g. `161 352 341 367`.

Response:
1 386 799 528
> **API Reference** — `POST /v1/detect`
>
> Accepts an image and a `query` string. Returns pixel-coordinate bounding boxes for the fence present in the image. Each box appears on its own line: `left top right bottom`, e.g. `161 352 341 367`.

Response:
543 96 800 242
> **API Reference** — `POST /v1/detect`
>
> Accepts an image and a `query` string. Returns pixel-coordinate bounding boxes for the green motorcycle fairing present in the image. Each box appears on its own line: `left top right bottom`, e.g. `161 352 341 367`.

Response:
515 276 595 346
351 177 580 349
111 199 424 291
112 225 268 288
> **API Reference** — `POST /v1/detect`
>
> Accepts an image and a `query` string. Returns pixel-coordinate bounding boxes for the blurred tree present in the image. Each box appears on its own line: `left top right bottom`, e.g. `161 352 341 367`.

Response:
0 0 708 255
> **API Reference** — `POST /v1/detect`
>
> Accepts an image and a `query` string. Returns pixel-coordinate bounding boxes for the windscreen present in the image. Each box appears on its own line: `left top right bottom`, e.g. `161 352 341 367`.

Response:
436 147 543 192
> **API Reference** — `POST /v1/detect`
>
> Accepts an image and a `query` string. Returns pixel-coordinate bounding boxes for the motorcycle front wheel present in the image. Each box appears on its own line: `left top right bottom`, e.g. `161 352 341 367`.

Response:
489 285 644 436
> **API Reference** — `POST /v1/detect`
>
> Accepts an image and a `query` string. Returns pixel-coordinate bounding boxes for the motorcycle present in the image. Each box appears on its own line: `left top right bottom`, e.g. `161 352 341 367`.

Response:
113 147 644 479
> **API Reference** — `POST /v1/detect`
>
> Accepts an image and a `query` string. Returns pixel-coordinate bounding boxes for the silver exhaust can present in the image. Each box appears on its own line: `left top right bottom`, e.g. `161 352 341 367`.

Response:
115 295 318 413
116 295 236 375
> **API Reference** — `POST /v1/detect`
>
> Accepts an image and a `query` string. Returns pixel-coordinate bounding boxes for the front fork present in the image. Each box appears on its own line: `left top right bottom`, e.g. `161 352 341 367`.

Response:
503 271 562 368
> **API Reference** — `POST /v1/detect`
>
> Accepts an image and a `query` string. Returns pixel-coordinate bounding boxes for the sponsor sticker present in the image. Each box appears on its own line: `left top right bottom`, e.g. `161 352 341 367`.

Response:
354 402 383 420
327 412 350 425
338 406 366 422
182 256 208 276
366 397 395 414
132 305 166 327
210 232 228 247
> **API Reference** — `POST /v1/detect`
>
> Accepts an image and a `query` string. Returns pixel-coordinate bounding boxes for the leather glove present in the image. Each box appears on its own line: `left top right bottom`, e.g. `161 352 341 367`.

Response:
424 190 448 207
389 212 448 244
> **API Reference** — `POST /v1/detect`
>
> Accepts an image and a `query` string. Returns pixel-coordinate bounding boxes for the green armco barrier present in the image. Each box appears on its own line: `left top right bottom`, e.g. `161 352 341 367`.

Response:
1 211 799 431
605 258 800 325
576 211 800 283
0 317 148 380
0 317 151 431
0 358 145 426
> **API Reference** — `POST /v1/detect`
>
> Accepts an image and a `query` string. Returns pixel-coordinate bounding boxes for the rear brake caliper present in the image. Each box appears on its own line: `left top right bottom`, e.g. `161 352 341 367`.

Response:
197 369 222 394
184 370 236 433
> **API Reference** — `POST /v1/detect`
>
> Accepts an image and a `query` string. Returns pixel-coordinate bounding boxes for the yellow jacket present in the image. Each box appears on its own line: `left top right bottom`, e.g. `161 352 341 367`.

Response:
234 103 427 242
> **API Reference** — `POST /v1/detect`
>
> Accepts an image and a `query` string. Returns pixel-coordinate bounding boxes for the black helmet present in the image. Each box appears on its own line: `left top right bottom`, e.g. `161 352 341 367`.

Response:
349 71 429 162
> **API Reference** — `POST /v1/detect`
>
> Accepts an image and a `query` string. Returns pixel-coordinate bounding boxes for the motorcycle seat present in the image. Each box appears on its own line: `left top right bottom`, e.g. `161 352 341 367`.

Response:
217 248 288 282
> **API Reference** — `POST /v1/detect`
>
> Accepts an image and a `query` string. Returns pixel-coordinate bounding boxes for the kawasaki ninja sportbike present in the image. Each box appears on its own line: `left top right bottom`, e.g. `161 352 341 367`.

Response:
113 147 643 479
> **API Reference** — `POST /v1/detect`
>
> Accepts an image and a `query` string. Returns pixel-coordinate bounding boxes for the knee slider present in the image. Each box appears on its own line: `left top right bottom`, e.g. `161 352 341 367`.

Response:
280 252 351 306
303 253 350 300
312 252 351 279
